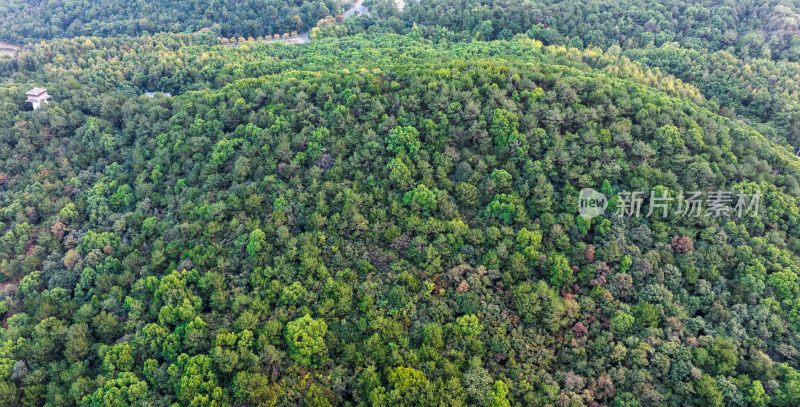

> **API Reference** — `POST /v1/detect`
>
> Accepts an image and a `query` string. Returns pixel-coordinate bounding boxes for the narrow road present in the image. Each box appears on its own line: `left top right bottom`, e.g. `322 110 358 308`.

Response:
0 41 19 57
233 0 368 46
343 0 370 18
260 32 309 45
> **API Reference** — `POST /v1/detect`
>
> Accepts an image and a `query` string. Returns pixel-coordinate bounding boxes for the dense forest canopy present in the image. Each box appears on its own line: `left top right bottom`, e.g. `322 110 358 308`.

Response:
366 0 800 145
371 0 800 62
2 1 800 406
7 0 800 62
0 0 341 42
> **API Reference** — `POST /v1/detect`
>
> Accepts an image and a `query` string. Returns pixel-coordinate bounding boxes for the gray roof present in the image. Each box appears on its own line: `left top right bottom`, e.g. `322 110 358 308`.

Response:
26 87 47 96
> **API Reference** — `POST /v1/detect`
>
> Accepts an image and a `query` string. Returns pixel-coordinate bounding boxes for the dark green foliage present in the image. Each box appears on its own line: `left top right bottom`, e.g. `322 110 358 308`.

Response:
0 0 341 42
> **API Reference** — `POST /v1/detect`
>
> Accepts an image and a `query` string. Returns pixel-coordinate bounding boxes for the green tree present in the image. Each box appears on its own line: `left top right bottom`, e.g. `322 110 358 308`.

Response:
610 311 635 335
548 253 572 288
707 336 738 375
514 281 566 331
386 126 421 156
103 342 135 373
694 374 724 407
386 366 430 406
284 314 329 367
82 372 149 407
232 372 277 406
485 194 518 224
388 156 413 188
488 380 511 407
403 184 438 215
490 108 519 150
246 229 267 258
173 354 227 405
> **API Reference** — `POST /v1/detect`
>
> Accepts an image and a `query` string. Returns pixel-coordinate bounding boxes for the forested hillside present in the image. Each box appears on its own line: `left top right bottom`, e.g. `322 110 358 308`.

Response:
372 0 800 62
0 32 800 406
0 0 340 43
2 1 800 406
8 0 800 63
366 0 800 145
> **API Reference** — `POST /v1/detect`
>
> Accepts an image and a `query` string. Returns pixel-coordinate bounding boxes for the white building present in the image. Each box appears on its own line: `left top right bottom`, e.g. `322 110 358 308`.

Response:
26 88 50 110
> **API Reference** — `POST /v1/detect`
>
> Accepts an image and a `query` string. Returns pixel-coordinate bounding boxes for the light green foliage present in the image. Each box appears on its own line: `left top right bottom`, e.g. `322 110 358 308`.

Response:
210 137 243 165
82 372 149 407
768 271 799 301
388 156 413 188
384 366 430 406
694 374 724 407
485 194 517 224
58 202 79 224
80 231 119 253
280 281 309 306
246 229 266 258
103 343 135 373
748 380 767 407
490 109 520 151
172 354 227 405
455 314 483 337
706 336 738 375
611 311 635 335
403 184 438 215
17 271 42 298
284 314 328 367
154 270 202 326
183 317 209 354
488 380 511 407
548 252 572 288
653 124 685 151
141 216 159 237
386 126 421 156
633 302 659 328
109 184 135 211
516 227 542 261
456 182 479 205
620 255 632 273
